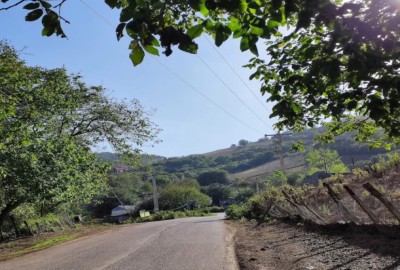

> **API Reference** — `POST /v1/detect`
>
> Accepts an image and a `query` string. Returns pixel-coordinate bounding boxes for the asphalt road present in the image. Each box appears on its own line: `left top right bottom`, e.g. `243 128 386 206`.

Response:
0 213 238 270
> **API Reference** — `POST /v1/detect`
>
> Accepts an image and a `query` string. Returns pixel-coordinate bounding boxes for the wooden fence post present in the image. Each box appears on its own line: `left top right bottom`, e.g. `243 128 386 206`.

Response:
292 192 326 224
255 199 273 227
343 185 379 224
323 183 359 224
362 182 400 223
272 204 292 217
282 190 314 221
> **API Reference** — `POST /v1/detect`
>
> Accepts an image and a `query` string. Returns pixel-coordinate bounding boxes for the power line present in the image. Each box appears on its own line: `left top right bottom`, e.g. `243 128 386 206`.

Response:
79 0 266 136
203 36 272 115
195 54 272 129
151 57 265 135
79 0 115 28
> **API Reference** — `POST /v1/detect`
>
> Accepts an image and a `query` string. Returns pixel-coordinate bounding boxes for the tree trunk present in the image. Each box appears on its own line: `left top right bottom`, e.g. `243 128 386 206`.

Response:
9 215 20 238
0 201 22 229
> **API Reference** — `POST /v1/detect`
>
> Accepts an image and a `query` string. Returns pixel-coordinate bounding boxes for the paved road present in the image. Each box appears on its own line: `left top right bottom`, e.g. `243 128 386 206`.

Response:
0 213 237 270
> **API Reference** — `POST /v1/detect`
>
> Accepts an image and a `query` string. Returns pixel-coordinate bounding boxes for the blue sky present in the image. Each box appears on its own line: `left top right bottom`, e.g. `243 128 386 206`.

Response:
0 1 277 157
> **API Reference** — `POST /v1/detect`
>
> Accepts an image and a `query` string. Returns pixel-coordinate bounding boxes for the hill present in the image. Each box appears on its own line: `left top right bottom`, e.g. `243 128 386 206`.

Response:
96 128 392 181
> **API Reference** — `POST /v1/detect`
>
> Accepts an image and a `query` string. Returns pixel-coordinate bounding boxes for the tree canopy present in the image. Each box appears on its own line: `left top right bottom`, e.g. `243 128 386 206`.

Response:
0 42 159 225
2 0 400 145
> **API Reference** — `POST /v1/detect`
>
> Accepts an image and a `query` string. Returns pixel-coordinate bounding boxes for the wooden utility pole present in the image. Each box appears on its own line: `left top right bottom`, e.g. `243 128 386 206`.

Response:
151 175 159 212
265 132 291 172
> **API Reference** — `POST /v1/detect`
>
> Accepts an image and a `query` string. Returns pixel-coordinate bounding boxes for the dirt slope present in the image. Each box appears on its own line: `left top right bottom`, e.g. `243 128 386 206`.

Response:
233 221 400 270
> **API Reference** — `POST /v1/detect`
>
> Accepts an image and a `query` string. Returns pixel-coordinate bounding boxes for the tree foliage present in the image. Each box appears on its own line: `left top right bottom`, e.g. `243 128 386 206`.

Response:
197 170 229 186
306 148 348 174
159 185 211 210
0 42 159 224
3 0 399 145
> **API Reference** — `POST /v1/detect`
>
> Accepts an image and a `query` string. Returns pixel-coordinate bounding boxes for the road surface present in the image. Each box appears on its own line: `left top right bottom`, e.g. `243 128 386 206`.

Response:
0 213 238 270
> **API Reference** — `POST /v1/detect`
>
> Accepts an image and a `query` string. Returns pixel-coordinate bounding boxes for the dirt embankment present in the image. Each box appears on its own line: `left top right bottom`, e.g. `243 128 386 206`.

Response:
232 221 400 270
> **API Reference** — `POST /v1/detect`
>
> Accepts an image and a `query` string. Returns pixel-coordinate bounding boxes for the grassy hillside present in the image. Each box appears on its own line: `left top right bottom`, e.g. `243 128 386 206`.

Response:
96 128 391 181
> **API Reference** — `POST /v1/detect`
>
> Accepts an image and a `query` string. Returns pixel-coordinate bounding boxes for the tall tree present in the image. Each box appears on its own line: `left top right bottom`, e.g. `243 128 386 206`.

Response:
0 42 159 225
306 148 348 174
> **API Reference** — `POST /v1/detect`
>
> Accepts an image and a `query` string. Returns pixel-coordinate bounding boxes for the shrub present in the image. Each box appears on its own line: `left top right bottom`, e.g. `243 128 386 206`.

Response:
225 204 251 220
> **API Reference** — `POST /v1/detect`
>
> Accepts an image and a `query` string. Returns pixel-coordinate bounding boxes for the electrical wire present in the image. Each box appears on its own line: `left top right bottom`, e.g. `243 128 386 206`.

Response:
203 35 272 115
78 0 266 136
195 54 271 129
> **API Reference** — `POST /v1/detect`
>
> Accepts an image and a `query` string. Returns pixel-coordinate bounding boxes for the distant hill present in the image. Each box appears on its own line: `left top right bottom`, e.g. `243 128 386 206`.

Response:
95 152 165 164
96 128 392 180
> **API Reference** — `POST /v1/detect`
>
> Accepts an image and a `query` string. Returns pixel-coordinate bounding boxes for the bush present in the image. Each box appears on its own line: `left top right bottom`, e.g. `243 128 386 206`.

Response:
135 210 210 223
225 204 251 220
159 185 211 210
198 206 225 213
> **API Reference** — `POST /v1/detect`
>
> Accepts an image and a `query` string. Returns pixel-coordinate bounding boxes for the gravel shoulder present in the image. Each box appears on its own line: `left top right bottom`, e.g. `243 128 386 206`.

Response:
232 221 400 270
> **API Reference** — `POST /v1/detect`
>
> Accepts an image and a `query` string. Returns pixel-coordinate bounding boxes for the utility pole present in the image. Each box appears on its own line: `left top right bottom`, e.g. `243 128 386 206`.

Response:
265 132 291 173
150 175 159 212
278 132 284 172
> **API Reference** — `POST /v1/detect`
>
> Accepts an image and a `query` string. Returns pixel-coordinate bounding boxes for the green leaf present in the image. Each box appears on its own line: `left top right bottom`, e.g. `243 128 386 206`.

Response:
105 0 119 8
187 24 203 39
240 36 250 51
120 8 133 22
126 19 142 38
227 17 241 32
267 20 280 31
129 41 145 66
249 44 259 56
40 1 52 9
250 25 264 36
149 35 160 46
202 19 214 31
42 25 55 36
25 9 44 22
136 0 147 8
116 23 126 41
143 45 159 56
23 3 40 10
291 103 301 113
215 24 231 47
178 41 198 54
41 13 58 27
199 1 209 16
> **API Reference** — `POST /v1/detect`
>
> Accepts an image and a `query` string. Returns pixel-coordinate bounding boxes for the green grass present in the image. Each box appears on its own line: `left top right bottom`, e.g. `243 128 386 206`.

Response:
0 224 110 261
7 233 79 259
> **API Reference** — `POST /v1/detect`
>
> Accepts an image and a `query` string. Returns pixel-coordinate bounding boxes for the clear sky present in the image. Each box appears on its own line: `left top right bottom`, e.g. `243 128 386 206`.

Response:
0 1 277 157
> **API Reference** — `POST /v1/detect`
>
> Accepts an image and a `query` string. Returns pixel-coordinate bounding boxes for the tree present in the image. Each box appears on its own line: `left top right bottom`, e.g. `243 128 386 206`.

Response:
197 170 229 186
201 183 232 206
238 139 249 147
158 185 211 210
3 0 400 145
306 148 348 174
0 42 159 226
